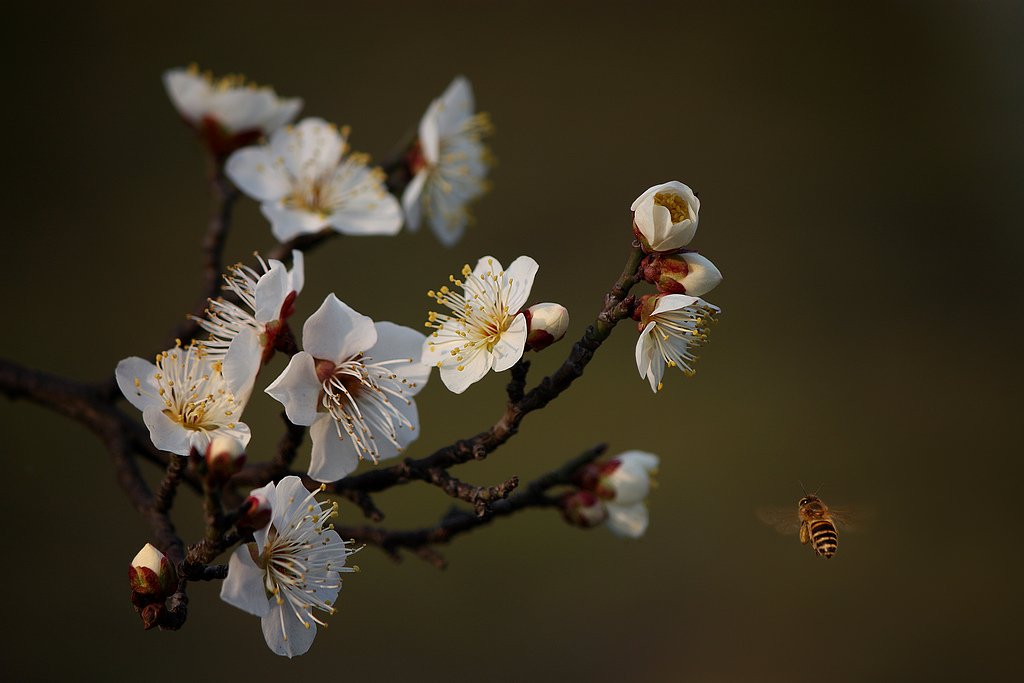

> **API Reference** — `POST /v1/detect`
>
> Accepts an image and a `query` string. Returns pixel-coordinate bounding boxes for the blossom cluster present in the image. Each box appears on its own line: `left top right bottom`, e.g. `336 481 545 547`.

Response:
165 65 493 247
631 181 724 392
116 65 726 657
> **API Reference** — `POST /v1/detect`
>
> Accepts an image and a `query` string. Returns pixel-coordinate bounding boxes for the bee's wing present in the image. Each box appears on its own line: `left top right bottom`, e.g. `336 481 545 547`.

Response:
827 506 873 532
756 506 800 534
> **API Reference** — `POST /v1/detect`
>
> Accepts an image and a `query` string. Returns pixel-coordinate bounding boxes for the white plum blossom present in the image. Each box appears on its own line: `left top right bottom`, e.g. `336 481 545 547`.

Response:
163 64 301 139
569 451 660 538
635 293 720 392
116 342 251 455
266 294 429 482
631 181 700 253
402 76 493 247
220 476 357 658
423 255 538 394
226 117 403 243
193 251 305 402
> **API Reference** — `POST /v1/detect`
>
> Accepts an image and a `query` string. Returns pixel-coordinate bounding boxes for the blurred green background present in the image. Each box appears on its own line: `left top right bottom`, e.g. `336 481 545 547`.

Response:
3 2 1023 681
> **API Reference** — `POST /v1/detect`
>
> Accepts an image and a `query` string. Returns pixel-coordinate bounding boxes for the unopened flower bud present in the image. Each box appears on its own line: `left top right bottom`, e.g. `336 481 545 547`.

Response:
640 252 722 297
558 490 608 529
577 451 660 506
205 436 247 481
523 303 569 352
237 492 272 532
129 543 177 599
631 181 700 253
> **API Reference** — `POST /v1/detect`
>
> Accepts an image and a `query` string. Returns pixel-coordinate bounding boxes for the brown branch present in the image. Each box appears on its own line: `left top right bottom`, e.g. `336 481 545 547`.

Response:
336 443 607 564
166 170 241 350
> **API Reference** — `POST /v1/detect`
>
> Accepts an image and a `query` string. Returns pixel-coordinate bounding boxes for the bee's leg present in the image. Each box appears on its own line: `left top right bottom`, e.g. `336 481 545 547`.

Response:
799 522 810 545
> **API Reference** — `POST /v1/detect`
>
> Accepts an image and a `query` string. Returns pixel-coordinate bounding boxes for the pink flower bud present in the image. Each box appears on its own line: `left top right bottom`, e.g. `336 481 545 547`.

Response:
558 490 608 528
522 303 569 352
129 543 177 599
204 436 247 481
237 492 272 532
640 252 722 297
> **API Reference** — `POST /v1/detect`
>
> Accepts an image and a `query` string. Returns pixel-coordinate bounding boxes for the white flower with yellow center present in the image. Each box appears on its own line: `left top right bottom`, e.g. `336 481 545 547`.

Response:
226 117 403 243
422 255 539 394
163 64 302 136
193 251 304 404
220 476 357 658
635 294 720 392
115 342 251 455
631 181 701 253
266 294 429 482
402 76 493 247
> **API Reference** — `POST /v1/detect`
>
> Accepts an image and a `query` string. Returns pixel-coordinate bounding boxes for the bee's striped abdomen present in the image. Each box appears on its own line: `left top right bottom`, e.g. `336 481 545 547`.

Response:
808 519 838 558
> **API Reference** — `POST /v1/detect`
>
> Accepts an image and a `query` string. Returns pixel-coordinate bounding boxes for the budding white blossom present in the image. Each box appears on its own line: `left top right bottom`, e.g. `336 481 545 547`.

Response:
523 302 570 352
226 118 403 243
635 294 720 392
116 342 251 455
641 251 723 297
266 294 429 482
403 76 493 247
163 64 302 136
220 476 357 657
423 255 538 394
129 543 177 598
631 181 700 253
204 435 247 480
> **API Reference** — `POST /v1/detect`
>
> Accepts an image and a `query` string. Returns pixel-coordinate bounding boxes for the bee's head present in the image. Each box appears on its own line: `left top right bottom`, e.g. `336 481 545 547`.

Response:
799 495 821 508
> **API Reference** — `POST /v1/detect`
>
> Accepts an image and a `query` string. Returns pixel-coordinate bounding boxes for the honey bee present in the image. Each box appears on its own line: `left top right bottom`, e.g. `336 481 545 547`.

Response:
758 484 857 559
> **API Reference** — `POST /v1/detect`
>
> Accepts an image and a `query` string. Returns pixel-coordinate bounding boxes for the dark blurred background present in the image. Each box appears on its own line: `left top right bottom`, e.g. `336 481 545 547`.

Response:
3 2 1023 681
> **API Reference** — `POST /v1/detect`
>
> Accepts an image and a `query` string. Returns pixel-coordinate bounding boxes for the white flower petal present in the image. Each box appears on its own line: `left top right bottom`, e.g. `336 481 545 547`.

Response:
308 416 362 482
302 294 377 364
503 256 540 313
252 260 290 323
324 191 403 236
366 322 431 393
270 475 313 529
223 328 262 407
115 357 162 413
226 147 291 202
262 599 317 658
261 202 330 242
605 502 650 539
276 118 344 182
265 352 321 426
401 171 427 232
490 314 527 372
220 546 272 618
142 405 192 455
287 250 305 296
439 345 491 394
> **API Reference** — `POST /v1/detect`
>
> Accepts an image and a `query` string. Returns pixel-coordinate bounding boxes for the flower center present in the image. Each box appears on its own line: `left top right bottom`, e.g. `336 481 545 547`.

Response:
654 191 690 224
315 354 415 462
153 344 237 431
